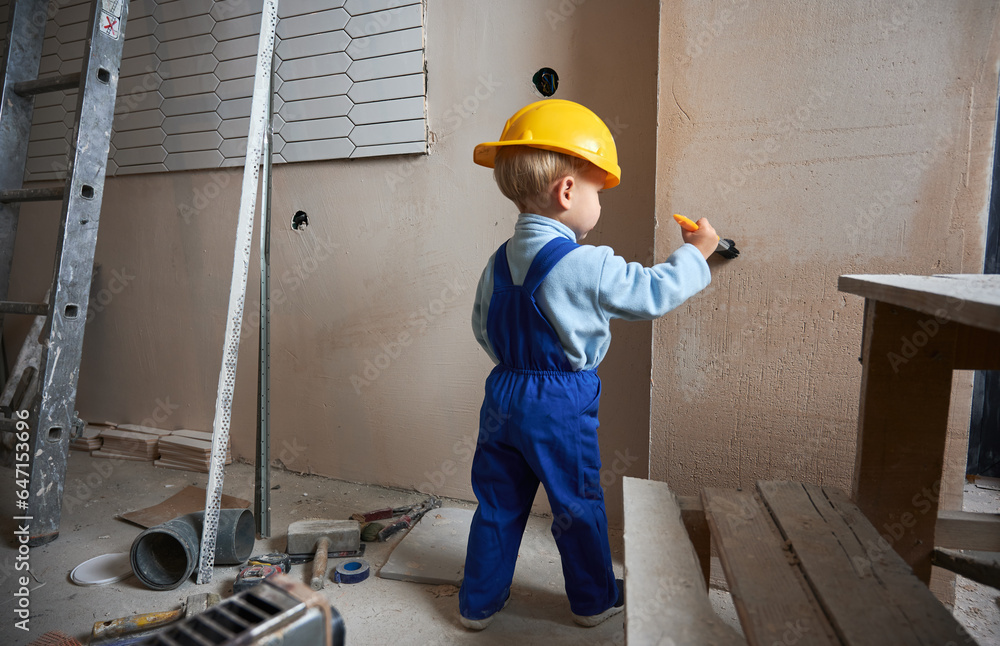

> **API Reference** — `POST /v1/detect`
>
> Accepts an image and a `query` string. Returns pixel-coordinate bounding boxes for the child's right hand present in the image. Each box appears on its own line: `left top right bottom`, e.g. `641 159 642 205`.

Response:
682 217 719 260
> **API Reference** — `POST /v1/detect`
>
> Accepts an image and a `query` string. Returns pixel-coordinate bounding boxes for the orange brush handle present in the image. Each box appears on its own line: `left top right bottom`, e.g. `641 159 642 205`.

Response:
674 213 720 241
673 213 699 232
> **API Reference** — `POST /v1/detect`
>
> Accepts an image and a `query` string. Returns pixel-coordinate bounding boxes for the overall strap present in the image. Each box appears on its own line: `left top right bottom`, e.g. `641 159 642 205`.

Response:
492 241 513 288
521 237 578 295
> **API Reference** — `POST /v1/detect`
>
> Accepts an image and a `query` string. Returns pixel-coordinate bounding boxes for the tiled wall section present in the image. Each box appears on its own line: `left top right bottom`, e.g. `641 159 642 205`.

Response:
1 0 427 180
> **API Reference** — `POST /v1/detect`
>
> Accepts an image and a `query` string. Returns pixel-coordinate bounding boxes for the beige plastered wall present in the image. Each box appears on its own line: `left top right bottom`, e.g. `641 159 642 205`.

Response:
651 0 1000 513
6 1 659 522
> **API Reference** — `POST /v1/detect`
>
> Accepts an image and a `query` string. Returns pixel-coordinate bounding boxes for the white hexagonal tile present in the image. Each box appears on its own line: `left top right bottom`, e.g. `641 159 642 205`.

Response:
164 131 223 153
121 54 161 79
128 16 158 39
55 22 87 45
155 0 215 24
346 50 422 82
279 95 352 122
276 52 351 81
277 73 351 102
219 117 250 139
281 116 352 142
217 76 254 101
277 31 350 61
212 13 262 41
348 96 423 125
158 54 219 80
155 15 216 43
56 39 85 62
214 34 259 61
345 0 419 17
112 109 166 132
349 119 424 146
276 8 349 40
163 112 224 135
157 35 217 61
165 150 224 171
114 128 167 150
347 26 422 61
348 73 423 103
350 141 425 158
54 2 91 26
123 36 160 60
281 137 354 162
160 73 221 98
345 2 421 38
216 55 258 81
211 0 264 21
128 0 158 20
115 144 168 167
217 97 252 119
160 92 221 117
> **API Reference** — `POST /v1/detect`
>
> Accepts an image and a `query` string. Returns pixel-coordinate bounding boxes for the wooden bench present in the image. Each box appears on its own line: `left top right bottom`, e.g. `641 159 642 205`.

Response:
622 477 979 645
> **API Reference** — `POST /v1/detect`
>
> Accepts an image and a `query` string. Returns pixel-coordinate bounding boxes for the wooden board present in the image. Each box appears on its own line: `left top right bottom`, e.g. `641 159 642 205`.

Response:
936 510 1000 551
622 478 745 645
851 299 956 583
817 485 978 645
838 274 1000 333
757 481 923 645
932 548 1000 590
702 488 839 646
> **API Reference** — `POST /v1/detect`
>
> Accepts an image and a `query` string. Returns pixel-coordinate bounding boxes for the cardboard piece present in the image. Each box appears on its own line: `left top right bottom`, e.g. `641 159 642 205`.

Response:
119 485 251 528
379 507 474 585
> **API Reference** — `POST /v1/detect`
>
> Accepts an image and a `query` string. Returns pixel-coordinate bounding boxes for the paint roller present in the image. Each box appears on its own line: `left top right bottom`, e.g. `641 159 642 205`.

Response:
673 214 740 259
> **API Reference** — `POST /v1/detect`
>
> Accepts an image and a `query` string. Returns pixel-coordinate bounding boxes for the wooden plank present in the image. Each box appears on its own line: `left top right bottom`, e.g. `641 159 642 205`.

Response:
932 548 1000 590
622 478 745 646
952 324 1000 370
678 494 711 590
852 299 956 583
702 488 838 646
819 485 977 646
758 481 926 645
838 274 1000 333
936 510 1000 551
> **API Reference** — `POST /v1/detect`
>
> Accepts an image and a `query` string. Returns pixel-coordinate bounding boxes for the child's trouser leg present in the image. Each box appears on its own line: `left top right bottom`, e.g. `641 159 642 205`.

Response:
459 437 539 620
518 374 619 617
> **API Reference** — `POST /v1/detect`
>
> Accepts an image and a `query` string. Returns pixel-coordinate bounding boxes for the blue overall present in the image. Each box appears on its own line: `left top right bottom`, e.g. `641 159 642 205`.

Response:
459 237 619 620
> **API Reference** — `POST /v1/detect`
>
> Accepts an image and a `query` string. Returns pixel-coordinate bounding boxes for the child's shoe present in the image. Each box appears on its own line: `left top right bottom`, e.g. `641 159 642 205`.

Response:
572 579 624 627
459 595 510 630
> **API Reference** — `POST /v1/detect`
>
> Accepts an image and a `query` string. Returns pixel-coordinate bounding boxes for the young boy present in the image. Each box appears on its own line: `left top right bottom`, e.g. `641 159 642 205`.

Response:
460 99 718 629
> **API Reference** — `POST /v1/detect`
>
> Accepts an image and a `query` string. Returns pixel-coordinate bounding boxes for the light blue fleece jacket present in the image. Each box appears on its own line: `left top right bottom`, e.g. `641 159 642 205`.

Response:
472 214 712 371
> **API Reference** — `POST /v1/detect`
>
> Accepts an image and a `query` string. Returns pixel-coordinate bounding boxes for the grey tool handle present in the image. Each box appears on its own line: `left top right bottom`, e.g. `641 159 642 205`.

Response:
311 537 330 590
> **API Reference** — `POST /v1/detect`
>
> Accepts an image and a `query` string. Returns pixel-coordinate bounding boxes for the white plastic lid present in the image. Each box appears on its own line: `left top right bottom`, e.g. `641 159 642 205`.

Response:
70 552 134 586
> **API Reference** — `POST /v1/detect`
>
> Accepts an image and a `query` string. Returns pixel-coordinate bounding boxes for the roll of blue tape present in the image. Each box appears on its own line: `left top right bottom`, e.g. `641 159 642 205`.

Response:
334 559 370 584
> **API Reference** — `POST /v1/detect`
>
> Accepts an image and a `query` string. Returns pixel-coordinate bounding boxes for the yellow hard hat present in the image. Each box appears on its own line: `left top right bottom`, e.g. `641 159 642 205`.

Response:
474 99 621 189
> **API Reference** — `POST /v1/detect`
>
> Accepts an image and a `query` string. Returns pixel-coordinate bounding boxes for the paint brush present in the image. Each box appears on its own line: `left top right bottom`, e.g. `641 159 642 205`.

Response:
673 214 740 259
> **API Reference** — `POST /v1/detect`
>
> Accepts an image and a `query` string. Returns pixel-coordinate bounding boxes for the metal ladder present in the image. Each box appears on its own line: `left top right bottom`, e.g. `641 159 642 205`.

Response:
0 0 128 546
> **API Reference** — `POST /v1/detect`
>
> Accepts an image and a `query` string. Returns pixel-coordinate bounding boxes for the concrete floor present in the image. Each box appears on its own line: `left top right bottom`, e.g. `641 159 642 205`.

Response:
0 455 995 645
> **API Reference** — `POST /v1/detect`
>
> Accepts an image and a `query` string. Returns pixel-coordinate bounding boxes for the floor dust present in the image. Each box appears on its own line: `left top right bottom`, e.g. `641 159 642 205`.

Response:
0 457 995 645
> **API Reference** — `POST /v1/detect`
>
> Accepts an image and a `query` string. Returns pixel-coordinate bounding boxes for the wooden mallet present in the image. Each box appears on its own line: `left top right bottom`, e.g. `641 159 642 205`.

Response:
286 519 360 590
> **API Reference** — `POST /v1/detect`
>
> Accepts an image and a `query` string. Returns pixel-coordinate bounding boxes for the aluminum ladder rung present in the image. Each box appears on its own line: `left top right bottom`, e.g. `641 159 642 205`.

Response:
13 72 80 96
0 187 66 203
0 301 48 315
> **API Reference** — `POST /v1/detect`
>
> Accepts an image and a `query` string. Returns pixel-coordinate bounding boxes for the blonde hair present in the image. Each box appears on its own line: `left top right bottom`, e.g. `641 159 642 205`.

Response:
493 145 591 209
